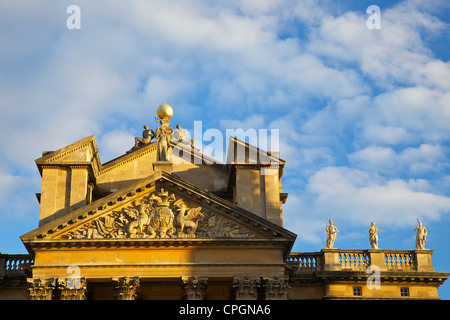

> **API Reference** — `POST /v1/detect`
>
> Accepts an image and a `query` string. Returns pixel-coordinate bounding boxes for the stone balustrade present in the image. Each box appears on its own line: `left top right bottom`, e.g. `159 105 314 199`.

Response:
286 252 320 272
288 249 434 273
0 254 33 277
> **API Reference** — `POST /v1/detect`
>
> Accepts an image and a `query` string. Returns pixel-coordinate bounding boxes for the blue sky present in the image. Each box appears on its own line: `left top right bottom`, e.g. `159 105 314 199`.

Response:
1 0 450 298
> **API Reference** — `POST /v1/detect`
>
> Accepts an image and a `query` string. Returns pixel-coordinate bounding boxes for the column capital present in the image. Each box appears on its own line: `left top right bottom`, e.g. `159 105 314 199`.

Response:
181 276 208 300
113 276 140 300
27 278 56 300
261 276 290 300
231 275 260 300
58 277 87 300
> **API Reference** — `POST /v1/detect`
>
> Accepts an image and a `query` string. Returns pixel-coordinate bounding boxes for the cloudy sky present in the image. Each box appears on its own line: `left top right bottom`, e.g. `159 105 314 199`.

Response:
1 0 450 297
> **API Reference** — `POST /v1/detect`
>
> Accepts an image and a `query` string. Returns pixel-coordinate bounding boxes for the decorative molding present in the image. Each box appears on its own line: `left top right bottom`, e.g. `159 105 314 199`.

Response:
99 145 157 175
41 142 93 163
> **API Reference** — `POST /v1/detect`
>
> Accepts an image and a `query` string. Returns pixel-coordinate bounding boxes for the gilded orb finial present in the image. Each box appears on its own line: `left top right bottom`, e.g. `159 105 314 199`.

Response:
156 103 173 120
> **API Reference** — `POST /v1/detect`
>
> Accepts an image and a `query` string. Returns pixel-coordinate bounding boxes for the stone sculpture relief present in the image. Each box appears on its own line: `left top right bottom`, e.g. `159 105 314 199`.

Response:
62 188 255 240
173 199 203 236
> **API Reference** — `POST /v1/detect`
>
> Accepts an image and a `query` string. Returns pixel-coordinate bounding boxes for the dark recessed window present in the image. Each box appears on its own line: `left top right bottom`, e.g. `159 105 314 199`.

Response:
400 288 410 297
353 287 362 296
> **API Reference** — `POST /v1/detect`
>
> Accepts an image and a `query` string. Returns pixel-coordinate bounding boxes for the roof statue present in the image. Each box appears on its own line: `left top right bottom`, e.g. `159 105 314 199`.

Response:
173 124 195 149
369 222 381 249
155 104 174 162
415 219 428 250
325 219 338 249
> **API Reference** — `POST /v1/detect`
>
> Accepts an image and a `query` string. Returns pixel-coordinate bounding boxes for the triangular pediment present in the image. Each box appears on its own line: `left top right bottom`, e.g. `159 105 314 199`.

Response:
35 135 101 175
226 136 285 166
21 172 296 247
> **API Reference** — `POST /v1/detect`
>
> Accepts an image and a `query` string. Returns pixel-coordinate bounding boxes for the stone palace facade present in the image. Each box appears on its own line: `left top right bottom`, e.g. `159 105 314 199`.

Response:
0 104 448 300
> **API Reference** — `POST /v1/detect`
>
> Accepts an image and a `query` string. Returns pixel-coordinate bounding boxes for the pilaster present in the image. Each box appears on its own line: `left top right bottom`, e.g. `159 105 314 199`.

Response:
69 166 89 211
38 167 59 226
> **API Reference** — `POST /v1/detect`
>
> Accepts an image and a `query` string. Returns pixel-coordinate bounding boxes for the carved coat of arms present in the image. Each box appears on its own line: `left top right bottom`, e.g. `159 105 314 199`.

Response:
63 188 255 240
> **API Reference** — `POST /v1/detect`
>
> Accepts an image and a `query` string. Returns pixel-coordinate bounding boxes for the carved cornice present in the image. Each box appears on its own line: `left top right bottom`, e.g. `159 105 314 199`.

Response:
25 238 293 251
314 270 450 285
35 136 101 177
99 143 158 175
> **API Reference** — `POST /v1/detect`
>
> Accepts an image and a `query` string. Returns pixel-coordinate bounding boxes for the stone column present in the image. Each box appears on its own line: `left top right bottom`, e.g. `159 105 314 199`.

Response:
231 275 260 300
27 278 56 300
181 276 208 300
112 276 140 300
58 277 87 300
261 276 290 300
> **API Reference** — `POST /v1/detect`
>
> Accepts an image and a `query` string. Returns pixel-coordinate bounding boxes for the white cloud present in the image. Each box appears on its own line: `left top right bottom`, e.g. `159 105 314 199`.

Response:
349 144 447 175
306 166 450 224
307 2 447 87
361 126 412 146
348 146 396 172
98 130 135 162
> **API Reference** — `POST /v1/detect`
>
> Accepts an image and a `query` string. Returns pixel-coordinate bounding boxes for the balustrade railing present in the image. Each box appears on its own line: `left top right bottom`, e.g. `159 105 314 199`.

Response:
384 251 415 271
0 254 33 277
287 252 320 272
338 250 370 270
288 249 422 273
